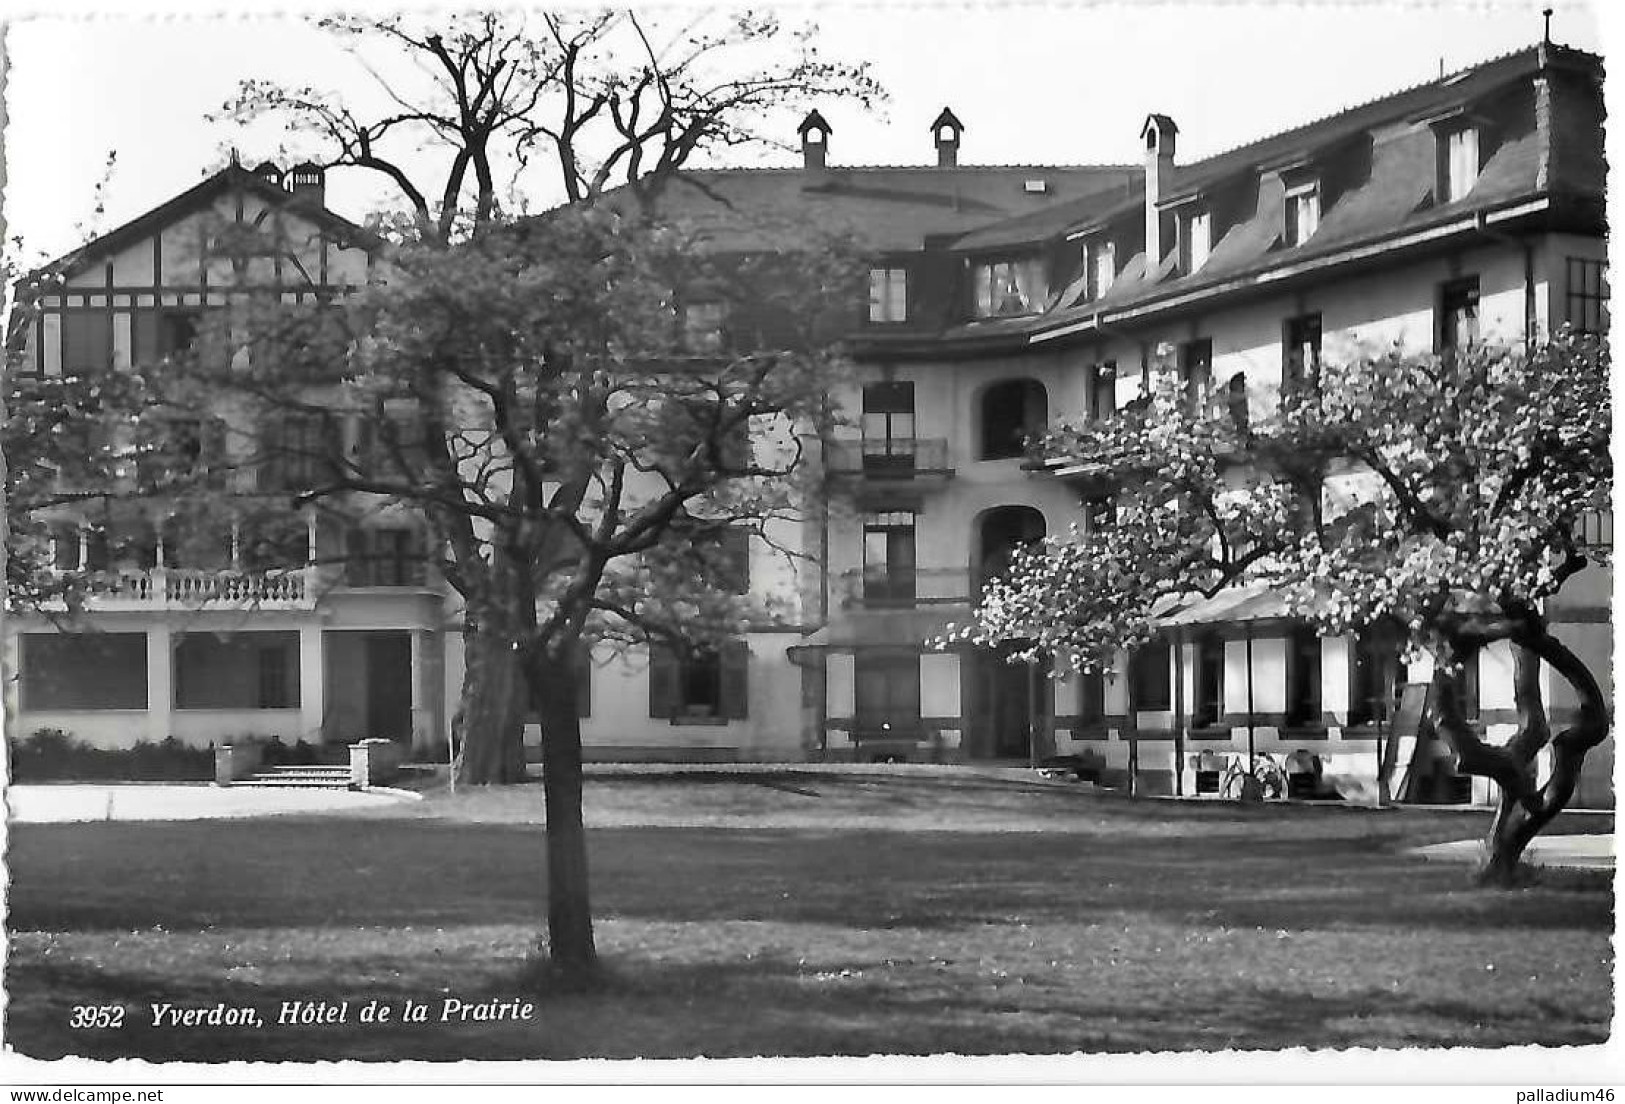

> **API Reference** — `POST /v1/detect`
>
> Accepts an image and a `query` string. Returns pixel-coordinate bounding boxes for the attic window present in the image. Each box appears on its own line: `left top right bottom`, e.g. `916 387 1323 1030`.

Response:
973 258 1048 318
1438 124 1480 203
1178 209 1212 275
1023 179 1049 194
1283 178 1321 247
1086 239 1116 300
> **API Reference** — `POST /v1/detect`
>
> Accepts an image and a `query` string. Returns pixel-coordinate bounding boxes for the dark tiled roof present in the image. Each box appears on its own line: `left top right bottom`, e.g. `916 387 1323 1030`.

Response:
953 42 1600 254
636 163 1139 253
924 42 1604 345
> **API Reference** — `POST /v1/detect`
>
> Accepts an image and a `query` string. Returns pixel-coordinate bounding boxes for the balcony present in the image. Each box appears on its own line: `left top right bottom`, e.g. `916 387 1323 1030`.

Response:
835 567 974 611
46 567 318 611
825 438 954 488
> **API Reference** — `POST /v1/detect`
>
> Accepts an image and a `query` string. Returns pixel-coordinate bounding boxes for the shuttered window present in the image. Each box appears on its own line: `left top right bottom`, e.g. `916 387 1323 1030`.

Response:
649 639 749 721
1129 640 1172 712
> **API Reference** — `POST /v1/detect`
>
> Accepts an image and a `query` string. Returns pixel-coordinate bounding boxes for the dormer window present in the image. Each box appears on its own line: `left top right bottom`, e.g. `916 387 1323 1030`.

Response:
972 257 1047 319
1284 178 1321 247
1086 239 1116 300
868 266 908 323
1178 209 1211 275
1439 124 1480 203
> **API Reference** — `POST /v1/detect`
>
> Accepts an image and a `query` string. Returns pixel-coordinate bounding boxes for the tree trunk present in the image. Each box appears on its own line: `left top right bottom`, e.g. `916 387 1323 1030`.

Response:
1426 632 1610 887
530 659 597 972
453 628 527 785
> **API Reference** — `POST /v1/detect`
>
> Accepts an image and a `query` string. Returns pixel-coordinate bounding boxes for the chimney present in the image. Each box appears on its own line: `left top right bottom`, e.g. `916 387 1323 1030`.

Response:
286 161 326 207
931 107 964 168
798 110 832 173
1140 114 1178 270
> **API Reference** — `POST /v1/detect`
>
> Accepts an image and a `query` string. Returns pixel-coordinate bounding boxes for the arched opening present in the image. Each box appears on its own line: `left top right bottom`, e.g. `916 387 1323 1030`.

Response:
975 504 1046 589
979 378 1048 460
966 505 1050 761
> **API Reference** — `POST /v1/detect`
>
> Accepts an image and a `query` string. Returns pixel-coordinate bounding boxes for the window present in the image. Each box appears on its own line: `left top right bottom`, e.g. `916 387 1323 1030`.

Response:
1348 627 1406 728
861 381 916 470
1129 640 1172 712
649 639 749 720
980 378 1048 460
681 302 726 353
1078 670 1106 726
1179 209 1212 274
868 267 908 323
239 516 308 573
258 641 295 708
862 511 916 606
855 653 921 733
1285 626 1323 728
345 527 427 587
177 633 299 710
1178 339 1212 413
1090 361 1116 422
260 414 327 493
158 308 203 359
972 257 1048 318
1086 240 1116 300
1438 276 1480 352
1283 179 1321 247
1192 634 1224 729
50 523 82 571
1283 313 1322 393
1565 258 1608 336
1439 125 1480 204
62 313 112 374
1576 509 1613 549
21 632 148 710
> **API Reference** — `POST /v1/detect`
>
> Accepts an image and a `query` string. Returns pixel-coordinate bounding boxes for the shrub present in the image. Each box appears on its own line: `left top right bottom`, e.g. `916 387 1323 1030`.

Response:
9 728 214 782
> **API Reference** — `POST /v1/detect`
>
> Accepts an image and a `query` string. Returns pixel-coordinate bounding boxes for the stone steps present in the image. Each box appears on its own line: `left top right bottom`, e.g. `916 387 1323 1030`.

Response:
236 765 353 789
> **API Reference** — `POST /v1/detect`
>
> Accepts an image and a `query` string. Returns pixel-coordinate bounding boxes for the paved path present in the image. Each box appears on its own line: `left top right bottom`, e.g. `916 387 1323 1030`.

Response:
1412 833 1615 871
7 784 415 824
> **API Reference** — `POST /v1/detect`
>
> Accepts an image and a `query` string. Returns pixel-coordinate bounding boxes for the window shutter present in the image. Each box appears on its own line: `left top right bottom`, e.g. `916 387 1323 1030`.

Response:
574 643 592 719
648 644 679 718
721 528 751 594
720 639 750 720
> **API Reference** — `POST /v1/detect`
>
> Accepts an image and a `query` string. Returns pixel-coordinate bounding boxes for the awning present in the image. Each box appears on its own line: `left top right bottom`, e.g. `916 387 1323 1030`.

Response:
1153 583 1296 630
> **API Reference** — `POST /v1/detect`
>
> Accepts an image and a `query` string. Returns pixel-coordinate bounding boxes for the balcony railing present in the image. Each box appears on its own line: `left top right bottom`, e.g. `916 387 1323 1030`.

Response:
836 567 974 610
52 567 317 611
825 438 954 481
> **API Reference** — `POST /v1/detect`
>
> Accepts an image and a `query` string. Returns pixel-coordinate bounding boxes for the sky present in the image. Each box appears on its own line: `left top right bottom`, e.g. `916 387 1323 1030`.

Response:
1 0 1609 266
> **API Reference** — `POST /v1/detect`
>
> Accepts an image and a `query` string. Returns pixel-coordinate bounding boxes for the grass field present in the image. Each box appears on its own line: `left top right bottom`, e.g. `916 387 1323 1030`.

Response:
6 770 1613 1060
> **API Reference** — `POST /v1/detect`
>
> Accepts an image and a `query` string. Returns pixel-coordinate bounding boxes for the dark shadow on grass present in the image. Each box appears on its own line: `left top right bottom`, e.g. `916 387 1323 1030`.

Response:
9 820 1612 940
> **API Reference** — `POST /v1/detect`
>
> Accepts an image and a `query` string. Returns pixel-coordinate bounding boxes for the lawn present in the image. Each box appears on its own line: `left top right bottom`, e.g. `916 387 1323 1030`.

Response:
5 769 1613 1061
